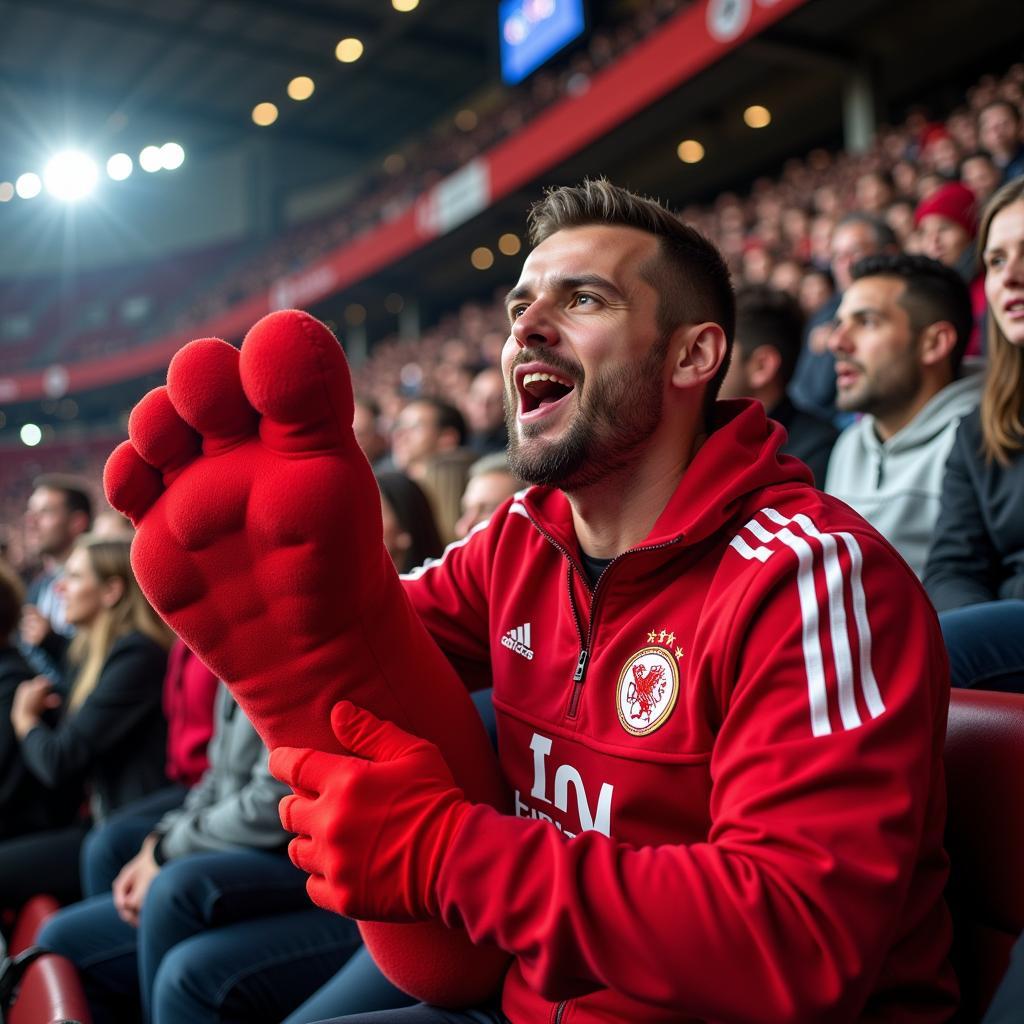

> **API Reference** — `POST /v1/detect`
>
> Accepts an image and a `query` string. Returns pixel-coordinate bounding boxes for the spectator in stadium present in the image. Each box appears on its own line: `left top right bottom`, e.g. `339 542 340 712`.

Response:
353 397 389 468
19 474 93 681
389 397 468 478
978 99 1024 182
1 557 80 840
825 253 981 578
924 177 1024 691
915 181 986 354
961 150 1004 205
91 509 135 540
38 684 377 1024
376 471 445 573
789 213 898 421
718 285 837 486
463 367 508 456
1 536 172 908
110 180 959 1022
417 449 478 544
454 453 524 539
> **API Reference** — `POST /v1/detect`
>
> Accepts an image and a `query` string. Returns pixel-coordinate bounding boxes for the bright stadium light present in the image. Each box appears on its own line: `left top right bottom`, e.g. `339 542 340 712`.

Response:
0 182 13 202
107 153 133 180
44 151 99 201
160 142 185 169
15 172 42 199
139 145 163 172
20 423 42 447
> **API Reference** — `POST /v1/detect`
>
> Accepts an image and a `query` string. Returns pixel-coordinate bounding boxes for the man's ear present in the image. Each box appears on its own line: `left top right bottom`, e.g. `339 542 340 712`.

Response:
669 322 728 392
745 345 783 390
918 320 959 368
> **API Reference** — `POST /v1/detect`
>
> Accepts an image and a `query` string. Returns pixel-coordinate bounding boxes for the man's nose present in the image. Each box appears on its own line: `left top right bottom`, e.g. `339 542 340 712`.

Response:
827 320 850 354
510 302 558 348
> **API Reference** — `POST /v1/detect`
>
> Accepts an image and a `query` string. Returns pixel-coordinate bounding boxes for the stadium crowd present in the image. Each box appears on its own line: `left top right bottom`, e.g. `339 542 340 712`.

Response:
1 38 1024 1024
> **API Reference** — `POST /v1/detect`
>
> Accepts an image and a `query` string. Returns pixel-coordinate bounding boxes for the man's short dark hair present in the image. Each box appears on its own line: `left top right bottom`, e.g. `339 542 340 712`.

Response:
527 178 735 411
415 398 468 447
32 474 93 526
834 212 898 251
734 286 805 386
959 149 997 172
851 253 973 373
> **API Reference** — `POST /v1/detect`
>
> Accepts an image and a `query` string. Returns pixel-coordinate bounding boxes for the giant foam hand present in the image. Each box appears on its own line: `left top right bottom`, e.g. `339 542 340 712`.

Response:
104 309 509 1005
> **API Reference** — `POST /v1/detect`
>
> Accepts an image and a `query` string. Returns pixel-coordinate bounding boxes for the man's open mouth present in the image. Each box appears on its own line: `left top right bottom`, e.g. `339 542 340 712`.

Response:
516 368 577 417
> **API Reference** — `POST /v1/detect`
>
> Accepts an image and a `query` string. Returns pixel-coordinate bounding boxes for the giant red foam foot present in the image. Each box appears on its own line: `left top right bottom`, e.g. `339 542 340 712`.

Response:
105 309 509 1005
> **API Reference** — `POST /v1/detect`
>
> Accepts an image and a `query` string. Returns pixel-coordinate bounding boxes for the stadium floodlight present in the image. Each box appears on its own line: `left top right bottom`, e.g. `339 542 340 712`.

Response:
107 153 133 180
15 172 42 199
0 182 13 202
44 151 99 201
20 423 42 447
160 142 185 170
139 145 163 172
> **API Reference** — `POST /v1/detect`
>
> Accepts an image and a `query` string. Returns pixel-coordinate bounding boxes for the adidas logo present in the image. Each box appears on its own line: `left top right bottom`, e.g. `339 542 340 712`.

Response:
502 622 534 661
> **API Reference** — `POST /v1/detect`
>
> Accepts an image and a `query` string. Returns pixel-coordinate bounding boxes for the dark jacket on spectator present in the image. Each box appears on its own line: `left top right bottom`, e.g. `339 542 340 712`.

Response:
0 645 81 838
19 631 169 821
770 396 838 489
924 409 1024 611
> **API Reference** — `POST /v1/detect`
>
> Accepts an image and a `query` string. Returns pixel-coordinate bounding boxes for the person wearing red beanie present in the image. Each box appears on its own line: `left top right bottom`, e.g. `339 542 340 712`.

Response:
916 181 986 356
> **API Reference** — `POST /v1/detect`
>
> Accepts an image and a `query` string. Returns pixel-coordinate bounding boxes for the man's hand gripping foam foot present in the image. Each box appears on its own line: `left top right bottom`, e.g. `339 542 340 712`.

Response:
104 309 510 1006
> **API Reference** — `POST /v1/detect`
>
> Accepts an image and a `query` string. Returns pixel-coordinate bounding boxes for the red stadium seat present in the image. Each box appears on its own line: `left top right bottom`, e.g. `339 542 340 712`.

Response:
945 689 1024 1022
4 895 92 1024
8 894 61 956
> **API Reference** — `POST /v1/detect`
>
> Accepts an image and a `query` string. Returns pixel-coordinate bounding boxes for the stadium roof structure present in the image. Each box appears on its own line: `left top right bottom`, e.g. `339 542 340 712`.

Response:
0 0 497 183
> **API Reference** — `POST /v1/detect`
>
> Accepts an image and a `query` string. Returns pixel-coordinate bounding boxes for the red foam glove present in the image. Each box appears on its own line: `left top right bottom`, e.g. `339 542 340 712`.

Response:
103 309 508 1005
273 701 470 922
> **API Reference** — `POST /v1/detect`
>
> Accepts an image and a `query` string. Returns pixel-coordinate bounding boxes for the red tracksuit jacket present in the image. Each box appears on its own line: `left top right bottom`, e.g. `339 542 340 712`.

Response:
403 400 958 1023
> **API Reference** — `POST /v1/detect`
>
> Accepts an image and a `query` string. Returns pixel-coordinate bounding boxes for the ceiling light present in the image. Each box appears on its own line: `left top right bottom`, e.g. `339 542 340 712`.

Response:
107 153 133 180
455 109 478 132
384 293 404 314
471 246 495 270
44 151 99 201
676 139 705 164
160 142 185 169
252 102 279 127
383 153 406 175
0 182 13 202
139 145 163 172
344 303 367 326
15 172 42 199
335 38 364 63
20 423 42 447
743 105 771 129
392 0 419 10
288 76 315 101
498 233 521 256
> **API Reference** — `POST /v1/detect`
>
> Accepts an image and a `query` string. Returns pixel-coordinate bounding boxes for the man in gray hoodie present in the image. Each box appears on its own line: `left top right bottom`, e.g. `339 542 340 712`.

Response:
825 253 981 578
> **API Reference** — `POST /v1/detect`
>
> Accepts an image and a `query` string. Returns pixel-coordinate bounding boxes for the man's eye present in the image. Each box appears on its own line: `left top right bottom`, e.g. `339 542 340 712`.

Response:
510 305 527 318
572 294 596 307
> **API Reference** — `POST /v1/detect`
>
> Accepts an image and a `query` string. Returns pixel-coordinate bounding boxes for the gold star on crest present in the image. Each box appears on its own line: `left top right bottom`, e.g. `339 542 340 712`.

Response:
647 630 657 643
658 629 667 643
666 632 676 645
675 646 685 661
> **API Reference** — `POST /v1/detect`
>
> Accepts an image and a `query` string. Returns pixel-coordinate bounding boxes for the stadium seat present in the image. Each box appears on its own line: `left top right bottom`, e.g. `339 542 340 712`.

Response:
945 689 1024 1022
4 895 92 1024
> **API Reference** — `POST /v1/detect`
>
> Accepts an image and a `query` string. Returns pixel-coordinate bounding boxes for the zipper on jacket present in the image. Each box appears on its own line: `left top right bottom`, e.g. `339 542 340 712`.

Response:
553 998 569 1023
525 512 684 721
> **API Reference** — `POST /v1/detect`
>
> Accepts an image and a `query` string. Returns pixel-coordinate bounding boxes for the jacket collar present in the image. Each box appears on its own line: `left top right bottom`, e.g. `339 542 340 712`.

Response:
520 399 813 557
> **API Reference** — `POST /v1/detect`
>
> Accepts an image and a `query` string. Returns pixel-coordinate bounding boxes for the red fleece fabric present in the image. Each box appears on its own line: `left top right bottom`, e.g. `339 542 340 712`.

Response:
104 309 509 1006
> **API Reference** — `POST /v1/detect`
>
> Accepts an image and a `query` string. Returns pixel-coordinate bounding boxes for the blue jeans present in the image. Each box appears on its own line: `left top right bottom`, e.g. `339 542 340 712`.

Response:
312 1006 508 1023
38 849 361 1024
81 785 188 897
939 600 1024 692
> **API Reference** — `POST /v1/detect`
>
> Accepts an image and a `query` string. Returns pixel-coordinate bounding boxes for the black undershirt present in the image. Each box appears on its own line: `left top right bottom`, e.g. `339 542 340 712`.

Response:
580 549 613 588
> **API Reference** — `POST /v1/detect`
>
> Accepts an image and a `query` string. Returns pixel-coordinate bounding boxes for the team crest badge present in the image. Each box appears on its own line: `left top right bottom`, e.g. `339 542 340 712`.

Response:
616 645 679 736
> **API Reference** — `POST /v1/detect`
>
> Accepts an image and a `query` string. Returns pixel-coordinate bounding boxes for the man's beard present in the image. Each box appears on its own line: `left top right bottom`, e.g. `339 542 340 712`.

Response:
505 337 668 490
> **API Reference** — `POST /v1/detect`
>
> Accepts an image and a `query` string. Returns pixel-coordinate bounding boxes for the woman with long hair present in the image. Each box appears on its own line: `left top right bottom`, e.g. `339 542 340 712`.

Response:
924 176 1024 691
376 471 445 574
1 535 173 909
